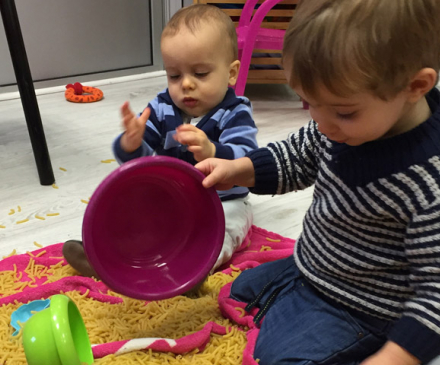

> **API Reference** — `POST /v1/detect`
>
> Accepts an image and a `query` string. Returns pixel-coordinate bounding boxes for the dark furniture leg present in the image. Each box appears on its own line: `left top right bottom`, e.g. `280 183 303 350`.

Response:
0 0 55 185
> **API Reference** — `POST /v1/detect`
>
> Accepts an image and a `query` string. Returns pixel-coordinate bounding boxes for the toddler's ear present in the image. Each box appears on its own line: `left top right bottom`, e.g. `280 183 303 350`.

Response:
406 68 438 103
228 60 241 87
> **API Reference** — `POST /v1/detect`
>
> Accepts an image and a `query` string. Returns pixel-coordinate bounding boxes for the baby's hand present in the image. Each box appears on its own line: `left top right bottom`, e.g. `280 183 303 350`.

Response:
120 102 150 153
174 124 215 162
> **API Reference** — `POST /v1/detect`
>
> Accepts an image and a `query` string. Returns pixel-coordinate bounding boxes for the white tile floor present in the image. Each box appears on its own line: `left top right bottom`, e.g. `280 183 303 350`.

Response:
0 76 312 255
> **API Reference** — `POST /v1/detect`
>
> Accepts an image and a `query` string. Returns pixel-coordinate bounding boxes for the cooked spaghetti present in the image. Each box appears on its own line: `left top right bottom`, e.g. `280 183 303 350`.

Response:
0 253 247 364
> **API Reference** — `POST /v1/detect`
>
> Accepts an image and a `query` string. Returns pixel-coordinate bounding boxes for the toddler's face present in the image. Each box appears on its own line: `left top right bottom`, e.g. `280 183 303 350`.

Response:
161 26 238 117
293 85 415 146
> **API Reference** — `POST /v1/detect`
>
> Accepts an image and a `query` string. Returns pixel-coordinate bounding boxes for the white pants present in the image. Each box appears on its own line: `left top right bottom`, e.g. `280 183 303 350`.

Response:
212 197 253 272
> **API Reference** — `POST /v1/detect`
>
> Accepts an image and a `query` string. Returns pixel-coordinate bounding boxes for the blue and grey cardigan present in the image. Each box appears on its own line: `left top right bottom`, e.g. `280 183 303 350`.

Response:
247 88 440 363
113 87 258 201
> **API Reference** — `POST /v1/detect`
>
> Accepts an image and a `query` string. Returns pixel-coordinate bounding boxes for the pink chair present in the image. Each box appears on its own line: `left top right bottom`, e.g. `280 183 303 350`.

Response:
234 0 308 109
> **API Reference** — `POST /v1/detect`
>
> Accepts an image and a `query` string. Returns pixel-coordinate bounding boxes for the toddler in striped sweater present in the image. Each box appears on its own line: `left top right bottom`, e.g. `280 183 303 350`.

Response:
197 0 440 364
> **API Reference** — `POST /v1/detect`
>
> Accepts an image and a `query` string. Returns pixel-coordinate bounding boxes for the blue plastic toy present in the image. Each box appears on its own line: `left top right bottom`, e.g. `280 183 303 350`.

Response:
10 299 50 336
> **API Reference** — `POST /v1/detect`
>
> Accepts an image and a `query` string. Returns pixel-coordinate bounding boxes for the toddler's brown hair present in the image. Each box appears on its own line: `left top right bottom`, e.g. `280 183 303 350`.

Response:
283 0 440 99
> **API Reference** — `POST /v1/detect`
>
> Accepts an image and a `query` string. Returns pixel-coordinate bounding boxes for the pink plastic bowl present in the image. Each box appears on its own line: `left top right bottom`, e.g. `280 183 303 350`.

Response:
82 156 225 300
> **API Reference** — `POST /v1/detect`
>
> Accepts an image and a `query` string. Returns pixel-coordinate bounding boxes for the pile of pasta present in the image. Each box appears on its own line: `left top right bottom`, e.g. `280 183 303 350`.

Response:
0 252 247 364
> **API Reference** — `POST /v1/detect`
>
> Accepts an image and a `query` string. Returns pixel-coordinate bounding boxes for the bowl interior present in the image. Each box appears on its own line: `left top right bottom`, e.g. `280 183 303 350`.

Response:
83 157 225 300
65 298 94 364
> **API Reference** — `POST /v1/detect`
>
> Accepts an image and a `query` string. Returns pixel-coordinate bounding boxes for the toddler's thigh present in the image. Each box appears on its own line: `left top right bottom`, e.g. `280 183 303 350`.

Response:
230 256 296 306
254 282 387 365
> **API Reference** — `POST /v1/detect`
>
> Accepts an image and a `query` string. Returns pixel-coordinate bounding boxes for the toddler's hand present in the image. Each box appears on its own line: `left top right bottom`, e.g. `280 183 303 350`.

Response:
120 102 150 153
195 157 255 190
361 342 420 365
174 124 215 162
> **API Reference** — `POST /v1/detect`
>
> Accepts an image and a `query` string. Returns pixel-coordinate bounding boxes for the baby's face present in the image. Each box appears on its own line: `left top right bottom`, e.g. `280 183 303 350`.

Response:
161 25 237 117
293 85 415 146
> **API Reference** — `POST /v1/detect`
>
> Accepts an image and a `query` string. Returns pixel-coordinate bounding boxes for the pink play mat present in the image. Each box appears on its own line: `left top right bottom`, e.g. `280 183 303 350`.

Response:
0 225 295 364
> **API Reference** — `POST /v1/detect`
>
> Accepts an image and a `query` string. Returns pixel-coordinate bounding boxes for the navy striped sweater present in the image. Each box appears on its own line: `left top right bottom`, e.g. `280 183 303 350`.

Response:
113 87 258 201
247 88 440 362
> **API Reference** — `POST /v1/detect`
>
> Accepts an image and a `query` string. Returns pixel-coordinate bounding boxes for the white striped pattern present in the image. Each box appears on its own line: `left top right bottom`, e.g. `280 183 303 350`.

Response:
264 119 440 334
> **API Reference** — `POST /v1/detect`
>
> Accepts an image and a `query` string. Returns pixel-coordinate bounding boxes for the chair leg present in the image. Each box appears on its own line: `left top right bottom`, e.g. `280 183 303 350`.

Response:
0 0 55 185
235 47 254 96
234 66 249 96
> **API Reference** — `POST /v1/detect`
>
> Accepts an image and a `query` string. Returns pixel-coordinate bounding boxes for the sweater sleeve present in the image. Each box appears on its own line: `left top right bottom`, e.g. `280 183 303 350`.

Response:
247 120 322 195
388 197 440 363
213 102 258 160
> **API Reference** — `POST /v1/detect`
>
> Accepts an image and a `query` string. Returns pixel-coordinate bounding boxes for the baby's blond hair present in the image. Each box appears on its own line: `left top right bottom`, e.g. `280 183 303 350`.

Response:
283 0 440 99
162 4 238 62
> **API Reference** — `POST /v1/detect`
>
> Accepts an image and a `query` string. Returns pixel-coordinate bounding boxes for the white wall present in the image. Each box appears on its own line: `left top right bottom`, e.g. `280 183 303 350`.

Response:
0 0 161 87
164 0 195 23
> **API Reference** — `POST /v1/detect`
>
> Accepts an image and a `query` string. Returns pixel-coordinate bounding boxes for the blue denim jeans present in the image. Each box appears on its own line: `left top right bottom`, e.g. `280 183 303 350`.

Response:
230 256 393 365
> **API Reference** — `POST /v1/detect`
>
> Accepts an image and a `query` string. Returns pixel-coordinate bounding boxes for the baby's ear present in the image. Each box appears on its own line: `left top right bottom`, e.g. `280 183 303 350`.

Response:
228 60 241 87
406 68 438 103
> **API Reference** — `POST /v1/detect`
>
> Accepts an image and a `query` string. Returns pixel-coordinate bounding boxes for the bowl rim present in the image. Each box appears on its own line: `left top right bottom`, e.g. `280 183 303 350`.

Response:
50 294 93 364
82 156 225 300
